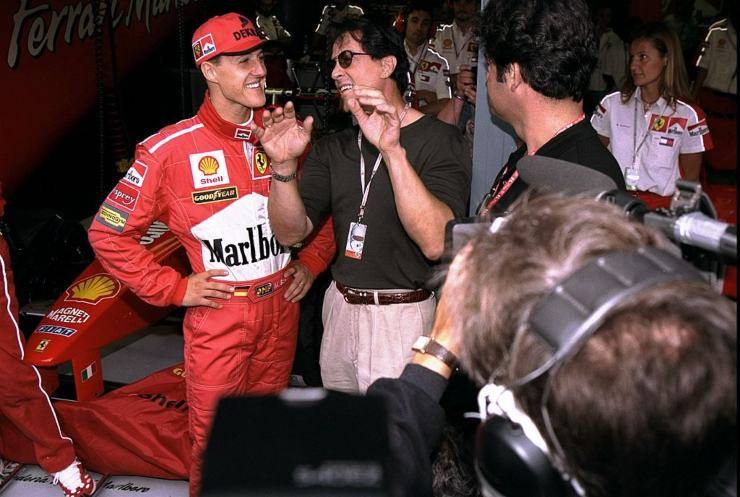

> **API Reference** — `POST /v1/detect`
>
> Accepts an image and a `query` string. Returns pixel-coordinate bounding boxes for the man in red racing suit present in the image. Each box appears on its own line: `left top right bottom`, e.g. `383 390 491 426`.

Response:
88 14 334 496
1 185 96 497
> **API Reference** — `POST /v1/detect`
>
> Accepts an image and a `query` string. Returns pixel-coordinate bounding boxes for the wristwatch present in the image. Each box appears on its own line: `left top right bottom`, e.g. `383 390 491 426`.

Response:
270 170 297 182
412 335 458 368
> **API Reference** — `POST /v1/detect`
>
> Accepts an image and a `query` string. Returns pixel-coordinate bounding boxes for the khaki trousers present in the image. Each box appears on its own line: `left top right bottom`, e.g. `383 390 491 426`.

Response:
319 281 436 393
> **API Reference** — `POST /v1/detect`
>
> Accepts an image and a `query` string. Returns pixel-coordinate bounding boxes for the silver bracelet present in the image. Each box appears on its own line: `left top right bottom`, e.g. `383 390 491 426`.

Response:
270 170 297 182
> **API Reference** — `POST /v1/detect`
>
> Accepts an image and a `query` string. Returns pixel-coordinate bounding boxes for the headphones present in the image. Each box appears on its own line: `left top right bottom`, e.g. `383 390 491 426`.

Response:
473 246 705 497
393 5 437 40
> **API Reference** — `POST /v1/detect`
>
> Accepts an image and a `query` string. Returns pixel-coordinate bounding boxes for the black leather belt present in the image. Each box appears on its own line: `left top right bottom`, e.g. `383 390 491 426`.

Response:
336 283 431 305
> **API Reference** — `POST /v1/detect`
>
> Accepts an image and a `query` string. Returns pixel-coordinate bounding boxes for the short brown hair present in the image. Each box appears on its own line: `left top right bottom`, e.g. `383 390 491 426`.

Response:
446 195 736 497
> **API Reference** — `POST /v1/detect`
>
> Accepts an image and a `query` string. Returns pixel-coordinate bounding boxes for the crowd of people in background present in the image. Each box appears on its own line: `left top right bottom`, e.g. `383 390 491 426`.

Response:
237 0 735 207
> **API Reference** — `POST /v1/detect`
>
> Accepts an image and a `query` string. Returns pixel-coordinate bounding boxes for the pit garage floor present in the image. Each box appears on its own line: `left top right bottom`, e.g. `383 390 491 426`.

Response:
1 322 191 496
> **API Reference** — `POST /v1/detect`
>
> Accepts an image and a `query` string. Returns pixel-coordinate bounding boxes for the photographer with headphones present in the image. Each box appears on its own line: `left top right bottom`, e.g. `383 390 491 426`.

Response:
369 194 737 497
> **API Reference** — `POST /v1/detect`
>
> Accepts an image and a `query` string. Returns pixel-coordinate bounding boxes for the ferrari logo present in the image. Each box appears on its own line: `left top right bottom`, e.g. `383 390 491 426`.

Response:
36 339 50 352
255 151 269 175
651 117 666 131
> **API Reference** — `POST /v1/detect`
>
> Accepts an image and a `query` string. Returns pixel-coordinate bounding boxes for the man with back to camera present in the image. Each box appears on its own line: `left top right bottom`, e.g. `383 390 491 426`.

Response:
250 17 471 394
88 13 335 495
474 0 625 216
399 1 452 115
368 194 737 497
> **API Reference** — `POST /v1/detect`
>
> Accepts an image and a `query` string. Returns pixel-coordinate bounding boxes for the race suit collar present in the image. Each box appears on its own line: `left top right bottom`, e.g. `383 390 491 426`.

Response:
198 91 261 144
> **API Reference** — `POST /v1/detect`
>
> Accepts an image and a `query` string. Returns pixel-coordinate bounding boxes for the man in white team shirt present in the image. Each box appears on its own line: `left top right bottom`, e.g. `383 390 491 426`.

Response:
694 14 737 99
430 0 478 89
400 1 451 115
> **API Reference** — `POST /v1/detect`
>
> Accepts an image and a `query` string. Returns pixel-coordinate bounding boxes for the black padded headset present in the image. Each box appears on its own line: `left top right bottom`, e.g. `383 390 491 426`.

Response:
473 246 706 497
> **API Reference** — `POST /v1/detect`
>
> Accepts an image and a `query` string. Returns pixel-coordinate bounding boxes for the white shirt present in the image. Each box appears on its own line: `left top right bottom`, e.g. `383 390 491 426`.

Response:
697 19 737 95
405 41 451 101
589 30 627 92
430 22 477 74
591 88 713 196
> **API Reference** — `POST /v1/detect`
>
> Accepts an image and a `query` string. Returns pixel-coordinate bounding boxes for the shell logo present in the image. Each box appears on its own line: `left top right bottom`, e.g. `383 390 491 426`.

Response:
198 155 220 176
65 274 122 304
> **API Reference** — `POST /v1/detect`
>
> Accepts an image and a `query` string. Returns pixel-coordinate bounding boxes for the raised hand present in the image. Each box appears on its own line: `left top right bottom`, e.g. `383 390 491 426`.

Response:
249 101 314 169
182 269 235 309
347 86 403 153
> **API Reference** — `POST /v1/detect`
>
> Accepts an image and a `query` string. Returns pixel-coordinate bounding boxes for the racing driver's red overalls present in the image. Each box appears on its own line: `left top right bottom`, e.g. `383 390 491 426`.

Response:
88 94 335 495
0 186 79 474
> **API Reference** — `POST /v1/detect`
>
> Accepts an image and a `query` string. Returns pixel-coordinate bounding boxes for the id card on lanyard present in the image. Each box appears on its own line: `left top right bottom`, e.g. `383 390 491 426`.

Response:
344 134 382 260
344 106 410 260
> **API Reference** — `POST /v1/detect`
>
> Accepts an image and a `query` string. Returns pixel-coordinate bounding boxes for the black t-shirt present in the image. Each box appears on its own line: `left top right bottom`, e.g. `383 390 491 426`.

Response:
478 119 625 214
300 115 471 289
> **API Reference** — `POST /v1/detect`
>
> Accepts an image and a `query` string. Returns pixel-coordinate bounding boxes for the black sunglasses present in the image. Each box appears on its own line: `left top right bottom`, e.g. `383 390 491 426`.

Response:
330 50 371 69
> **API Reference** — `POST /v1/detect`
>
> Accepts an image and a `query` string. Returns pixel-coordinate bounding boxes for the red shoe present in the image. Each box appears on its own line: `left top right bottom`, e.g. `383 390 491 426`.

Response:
52 460 96 496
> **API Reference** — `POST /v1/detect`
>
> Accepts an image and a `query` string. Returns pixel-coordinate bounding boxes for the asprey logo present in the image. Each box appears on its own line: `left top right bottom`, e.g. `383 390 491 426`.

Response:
190 150 230 189
65 274 122 304
122 160 148 188
107 181 140 211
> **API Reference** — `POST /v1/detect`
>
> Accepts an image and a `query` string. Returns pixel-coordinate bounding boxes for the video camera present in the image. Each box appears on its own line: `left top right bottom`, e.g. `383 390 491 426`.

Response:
445 157 737 273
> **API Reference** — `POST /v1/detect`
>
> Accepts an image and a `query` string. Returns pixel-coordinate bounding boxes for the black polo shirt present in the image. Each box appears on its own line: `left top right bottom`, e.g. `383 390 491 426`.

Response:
477 119 625 215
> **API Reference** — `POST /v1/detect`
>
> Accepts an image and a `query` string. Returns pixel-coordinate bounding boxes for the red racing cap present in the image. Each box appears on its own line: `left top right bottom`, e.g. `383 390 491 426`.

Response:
191 13 271 66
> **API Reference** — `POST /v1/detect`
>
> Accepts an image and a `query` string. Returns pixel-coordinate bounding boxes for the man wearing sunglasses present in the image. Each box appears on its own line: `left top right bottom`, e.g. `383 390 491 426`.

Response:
88 13 335 496
252 17 471 394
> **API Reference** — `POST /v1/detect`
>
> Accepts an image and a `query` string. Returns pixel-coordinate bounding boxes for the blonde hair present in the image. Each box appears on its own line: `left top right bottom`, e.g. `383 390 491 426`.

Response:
621 22 692 109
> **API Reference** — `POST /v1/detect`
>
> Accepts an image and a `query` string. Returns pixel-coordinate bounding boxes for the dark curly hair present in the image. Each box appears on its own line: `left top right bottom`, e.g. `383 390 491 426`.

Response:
476 0 597 102
329 17 411 96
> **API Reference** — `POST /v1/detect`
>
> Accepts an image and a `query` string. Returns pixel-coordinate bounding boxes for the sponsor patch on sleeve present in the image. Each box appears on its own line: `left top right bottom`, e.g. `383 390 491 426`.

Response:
688 119 710 136
106 181 141 211
96 202 129 232
594 103 607 118
122 161 148 188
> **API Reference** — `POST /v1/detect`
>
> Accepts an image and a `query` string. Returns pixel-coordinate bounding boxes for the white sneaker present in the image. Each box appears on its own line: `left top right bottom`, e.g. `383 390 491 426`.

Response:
52 460 96 497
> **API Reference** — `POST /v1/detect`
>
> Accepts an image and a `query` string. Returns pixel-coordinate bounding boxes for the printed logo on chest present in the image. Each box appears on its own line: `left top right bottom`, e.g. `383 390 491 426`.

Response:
189 150 231 189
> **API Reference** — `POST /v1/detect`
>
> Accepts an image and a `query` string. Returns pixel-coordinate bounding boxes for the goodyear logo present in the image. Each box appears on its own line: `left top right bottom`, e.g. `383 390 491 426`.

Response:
35 339 51 352
37 325 76 337
198 155 220 175
192 186 238 205
255 282 273 298
96 203 129 232
65 274 122 304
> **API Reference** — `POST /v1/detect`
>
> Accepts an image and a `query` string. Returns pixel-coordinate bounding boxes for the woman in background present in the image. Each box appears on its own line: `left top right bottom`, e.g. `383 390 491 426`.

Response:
591 22 712 198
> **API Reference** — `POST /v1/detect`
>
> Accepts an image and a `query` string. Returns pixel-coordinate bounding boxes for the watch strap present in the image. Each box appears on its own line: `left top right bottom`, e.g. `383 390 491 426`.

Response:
412 335 457 368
